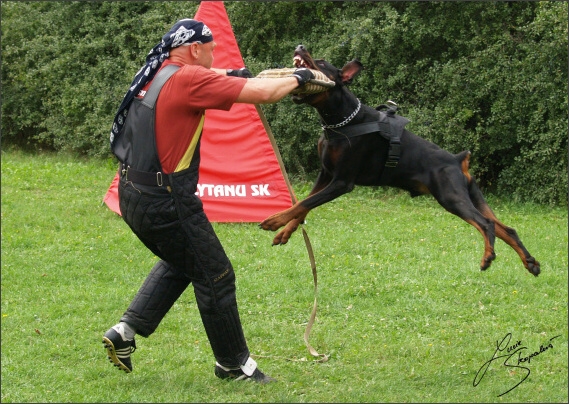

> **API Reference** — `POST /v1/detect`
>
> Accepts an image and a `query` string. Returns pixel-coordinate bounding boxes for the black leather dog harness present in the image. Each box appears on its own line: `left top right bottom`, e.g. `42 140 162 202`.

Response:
323 102 410 168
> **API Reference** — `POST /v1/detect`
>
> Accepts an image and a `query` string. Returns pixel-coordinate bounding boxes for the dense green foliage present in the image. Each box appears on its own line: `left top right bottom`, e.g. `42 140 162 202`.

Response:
1 1 200 155
2 1 567 204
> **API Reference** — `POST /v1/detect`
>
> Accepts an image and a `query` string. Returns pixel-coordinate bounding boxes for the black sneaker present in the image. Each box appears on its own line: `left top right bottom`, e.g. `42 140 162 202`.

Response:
102 327 136 373
215 364 276 383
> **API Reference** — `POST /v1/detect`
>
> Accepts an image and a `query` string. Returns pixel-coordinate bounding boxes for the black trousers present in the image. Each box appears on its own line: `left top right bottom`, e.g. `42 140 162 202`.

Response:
117 169 250 368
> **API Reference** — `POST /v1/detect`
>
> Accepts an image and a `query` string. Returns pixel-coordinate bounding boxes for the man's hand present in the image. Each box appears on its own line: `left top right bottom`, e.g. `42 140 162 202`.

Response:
226 68 253 78
290 68 315 87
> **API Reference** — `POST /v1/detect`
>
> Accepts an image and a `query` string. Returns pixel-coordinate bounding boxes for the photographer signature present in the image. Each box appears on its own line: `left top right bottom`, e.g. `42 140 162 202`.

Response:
473 332 561 397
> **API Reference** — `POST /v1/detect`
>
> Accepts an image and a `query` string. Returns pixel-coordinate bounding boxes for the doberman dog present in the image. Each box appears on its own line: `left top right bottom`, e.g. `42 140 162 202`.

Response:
259 44 540 276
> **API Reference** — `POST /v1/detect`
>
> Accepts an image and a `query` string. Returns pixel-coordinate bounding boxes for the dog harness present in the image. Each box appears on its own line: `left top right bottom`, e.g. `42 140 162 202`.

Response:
323 101 410 168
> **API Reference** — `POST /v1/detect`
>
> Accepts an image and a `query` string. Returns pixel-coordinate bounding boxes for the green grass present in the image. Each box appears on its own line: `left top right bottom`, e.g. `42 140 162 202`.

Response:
1 150 567 403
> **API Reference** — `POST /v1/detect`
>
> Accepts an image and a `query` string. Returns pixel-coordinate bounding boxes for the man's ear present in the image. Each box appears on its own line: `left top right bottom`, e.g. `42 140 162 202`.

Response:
341 59 364 85
190 42 200 59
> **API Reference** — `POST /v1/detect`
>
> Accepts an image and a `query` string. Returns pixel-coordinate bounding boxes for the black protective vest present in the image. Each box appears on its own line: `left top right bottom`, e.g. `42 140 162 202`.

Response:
112 65 180 172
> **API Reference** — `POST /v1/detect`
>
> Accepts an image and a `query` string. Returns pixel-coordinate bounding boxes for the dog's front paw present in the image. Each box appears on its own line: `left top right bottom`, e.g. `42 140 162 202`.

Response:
272 231 288 246
271 220 301 245
259 214 285 232
260 206 305 235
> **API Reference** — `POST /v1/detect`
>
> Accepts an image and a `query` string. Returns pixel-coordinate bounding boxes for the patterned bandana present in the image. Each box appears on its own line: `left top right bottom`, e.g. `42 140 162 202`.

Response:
110 19 213 147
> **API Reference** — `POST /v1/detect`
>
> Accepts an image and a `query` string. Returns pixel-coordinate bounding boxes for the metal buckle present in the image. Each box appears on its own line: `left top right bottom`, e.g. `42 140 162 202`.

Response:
156 172 163 187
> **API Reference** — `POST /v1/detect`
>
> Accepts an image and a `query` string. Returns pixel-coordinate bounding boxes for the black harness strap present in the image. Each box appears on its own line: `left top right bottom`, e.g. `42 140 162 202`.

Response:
141 64 180 109
323 103 409 168
328 119 391 138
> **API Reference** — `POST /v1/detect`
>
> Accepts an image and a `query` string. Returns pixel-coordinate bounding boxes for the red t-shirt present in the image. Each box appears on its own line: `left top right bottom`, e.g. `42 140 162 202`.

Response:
137 60 246 174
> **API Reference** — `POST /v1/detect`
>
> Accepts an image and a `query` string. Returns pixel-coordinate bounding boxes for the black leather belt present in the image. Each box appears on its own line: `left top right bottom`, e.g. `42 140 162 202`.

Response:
121 166 170 187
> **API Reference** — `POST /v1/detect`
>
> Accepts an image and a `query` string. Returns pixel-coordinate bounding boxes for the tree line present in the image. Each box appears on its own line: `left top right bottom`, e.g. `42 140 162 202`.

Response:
1 1 567 205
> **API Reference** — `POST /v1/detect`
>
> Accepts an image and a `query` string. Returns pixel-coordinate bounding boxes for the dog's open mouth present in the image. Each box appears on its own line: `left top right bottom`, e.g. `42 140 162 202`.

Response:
293 54 312 69
293 48 317 70
290 46 332 102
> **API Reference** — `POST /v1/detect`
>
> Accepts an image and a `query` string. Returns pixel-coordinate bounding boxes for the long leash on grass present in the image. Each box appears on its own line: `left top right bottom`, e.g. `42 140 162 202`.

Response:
256 105 329 363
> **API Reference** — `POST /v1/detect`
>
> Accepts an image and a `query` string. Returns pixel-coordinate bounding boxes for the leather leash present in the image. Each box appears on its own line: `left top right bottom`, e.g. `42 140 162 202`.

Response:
255 105 329 362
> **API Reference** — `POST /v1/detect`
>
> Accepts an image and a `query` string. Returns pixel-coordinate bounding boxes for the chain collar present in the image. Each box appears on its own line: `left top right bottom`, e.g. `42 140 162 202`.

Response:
321 99 362 129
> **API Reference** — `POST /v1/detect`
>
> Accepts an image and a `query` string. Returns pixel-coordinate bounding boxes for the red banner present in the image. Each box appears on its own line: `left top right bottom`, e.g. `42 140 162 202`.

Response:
104 1 293 222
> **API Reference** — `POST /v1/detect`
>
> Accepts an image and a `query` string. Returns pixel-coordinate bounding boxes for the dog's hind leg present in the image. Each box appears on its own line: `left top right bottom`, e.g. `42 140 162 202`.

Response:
456 152 540 276
430 166 497 272
466 177 540 276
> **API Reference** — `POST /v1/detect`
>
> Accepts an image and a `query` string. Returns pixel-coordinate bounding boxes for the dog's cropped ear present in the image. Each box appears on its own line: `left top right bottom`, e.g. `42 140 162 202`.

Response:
340 59 364 85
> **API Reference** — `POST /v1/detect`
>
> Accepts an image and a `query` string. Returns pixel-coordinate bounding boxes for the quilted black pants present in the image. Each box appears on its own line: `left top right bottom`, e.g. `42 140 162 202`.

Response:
117 169 250 368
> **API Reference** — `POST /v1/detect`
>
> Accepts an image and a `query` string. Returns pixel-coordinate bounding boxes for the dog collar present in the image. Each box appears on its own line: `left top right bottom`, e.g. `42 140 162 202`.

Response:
321 99 362 129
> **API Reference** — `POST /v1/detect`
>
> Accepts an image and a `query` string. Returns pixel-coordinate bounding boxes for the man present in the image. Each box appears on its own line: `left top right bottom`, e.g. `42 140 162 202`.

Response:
103 18 313 383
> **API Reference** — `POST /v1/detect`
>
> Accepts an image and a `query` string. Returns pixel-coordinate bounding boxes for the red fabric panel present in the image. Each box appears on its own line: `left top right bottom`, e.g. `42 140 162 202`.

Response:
103 172 121 215
104 1 293 221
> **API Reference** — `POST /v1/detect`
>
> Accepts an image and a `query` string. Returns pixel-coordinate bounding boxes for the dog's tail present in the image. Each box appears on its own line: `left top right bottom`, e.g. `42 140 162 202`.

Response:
454 150 472 182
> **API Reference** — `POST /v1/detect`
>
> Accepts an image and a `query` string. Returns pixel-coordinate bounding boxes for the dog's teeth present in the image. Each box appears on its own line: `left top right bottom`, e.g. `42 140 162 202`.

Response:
293 55 310 69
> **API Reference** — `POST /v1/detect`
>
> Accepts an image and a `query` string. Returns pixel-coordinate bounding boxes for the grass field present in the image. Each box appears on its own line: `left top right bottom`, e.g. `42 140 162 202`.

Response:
1 150 567 403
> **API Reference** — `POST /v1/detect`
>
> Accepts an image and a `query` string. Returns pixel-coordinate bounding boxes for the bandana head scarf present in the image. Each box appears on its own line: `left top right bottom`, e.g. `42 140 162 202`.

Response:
110 19 213 147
